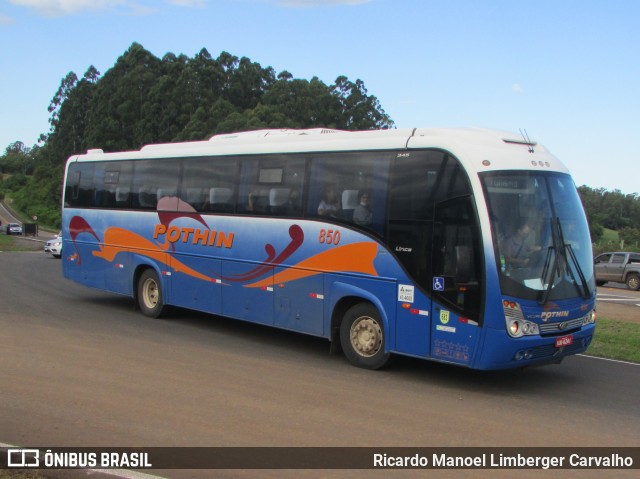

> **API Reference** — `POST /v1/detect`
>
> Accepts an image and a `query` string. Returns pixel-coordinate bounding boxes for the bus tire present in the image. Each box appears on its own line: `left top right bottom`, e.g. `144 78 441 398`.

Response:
340 303 390 370
138 269 165 318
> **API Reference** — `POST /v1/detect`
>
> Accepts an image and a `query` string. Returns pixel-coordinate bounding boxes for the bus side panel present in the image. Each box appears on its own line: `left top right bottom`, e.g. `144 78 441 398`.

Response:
170 254 222 315
63 238 106 291
104 248 132 296
394 287 432 358
221 260 274 326
430 300 480 366
274 267 324 336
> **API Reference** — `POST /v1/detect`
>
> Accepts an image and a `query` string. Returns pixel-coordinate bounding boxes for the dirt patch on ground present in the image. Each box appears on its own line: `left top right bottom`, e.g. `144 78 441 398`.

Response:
596 301 640 324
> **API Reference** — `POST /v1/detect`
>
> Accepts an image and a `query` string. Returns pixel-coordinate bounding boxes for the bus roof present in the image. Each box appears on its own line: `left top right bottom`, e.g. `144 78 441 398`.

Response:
69 127 569 175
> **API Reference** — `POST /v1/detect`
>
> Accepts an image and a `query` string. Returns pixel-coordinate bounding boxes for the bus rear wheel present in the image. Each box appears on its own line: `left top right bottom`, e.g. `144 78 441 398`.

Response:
138 269 165 318
340 303 390 370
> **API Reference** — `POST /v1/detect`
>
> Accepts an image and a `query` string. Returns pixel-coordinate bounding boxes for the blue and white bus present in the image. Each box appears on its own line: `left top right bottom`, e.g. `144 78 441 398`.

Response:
62 127 596 370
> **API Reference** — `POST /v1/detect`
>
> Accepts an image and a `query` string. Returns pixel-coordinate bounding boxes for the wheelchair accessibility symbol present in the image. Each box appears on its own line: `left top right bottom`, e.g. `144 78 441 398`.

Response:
433 277 445 291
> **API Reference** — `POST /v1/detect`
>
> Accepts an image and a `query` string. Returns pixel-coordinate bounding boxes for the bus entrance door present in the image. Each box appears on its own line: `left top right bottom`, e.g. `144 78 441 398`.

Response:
430 196 482 366
430 299 479 366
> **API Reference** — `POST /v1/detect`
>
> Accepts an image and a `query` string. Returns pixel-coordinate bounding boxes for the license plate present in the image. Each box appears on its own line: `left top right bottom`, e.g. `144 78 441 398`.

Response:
555 335 573 348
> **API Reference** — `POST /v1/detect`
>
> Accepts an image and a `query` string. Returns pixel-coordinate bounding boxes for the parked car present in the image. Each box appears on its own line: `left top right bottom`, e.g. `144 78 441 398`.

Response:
44 232 63 258
594 252 640 290
6 223 22 235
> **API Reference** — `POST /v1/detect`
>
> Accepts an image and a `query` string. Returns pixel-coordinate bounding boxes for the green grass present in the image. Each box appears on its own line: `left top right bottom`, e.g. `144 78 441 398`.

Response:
0 235 42 252
601 228 619 244
588 318 640 363
593 228 621 255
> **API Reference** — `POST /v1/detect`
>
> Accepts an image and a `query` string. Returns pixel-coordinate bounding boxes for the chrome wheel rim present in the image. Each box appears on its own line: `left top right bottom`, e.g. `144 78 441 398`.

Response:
350 316 382 358
142 277 159 308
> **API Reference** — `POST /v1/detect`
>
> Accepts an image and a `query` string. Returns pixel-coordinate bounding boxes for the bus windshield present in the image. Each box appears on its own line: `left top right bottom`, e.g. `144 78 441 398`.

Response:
482 172 595 302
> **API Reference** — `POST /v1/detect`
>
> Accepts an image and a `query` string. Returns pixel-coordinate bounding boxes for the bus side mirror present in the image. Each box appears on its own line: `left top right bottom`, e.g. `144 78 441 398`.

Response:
455 245 472 284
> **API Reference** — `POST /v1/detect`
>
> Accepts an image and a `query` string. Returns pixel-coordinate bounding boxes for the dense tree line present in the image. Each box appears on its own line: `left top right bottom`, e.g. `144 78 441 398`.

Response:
578 186 640 249
43 42 393 165
0 43 393 227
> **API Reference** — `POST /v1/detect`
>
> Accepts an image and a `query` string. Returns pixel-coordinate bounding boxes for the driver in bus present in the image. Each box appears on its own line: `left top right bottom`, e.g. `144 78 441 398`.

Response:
504 222 541 269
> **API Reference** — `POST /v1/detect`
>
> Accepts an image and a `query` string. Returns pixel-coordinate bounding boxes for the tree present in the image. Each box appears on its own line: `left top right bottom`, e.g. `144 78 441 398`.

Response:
47 71 78 133
85 43 162 151
0 141 35 175
331 76 393 130
262 76 341 128
1 42 396 229
578 185 640 251
43 43 393 153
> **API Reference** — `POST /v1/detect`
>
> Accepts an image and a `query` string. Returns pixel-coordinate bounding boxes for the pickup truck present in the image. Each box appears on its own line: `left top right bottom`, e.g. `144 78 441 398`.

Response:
594 252 640 290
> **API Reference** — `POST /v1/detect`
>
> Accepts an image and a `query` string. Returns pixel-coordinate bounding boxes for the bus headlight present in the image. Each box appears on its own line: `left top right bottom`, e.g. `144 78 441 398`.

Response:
506 318 539 338
582 310 596 325
503 299 539 337
508 320 521 337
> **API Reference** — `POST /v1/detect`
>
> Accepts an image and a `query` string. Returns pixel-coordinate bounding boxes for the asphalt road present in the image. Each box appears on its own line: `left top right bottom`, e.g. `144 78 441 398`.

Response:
1 252 639 479
598 284 640 305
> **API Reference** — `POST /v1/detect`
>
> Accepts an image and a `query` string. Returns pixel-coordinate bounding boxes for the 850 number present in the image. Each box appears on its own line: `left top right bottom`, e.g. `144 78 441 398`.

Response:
319 228 341 245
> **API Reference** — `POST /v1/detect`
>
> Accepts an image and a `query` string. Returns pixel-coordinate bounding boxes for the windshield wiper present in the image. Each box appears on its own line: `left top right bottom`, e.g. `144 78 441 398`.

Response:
538 218 559 305
539 217 592 305
539 245 558 305
556 218 591 299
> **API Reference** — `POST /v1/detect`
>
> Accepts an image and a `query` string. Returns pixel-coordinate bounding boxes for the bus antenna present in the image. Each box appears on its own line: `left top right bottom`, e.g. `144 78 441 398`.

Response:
519 129 535 153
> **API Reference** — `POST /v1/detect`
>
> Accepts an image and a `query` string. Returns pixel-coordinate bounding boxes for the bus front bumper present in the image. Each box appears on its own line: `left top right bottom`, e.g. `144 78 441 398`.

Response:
478 324 595 370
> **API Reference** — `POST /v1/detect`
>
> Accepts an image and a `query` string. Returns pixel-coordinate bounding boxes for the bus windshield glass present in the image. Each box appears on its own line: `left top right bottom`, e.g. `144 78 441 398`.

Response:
482 171 595 302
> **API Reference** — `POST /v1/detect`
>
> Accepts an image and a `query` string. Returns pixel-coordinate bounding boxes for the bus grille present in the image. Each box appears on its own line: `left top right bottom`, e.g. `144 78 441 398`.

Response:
539 317 585 335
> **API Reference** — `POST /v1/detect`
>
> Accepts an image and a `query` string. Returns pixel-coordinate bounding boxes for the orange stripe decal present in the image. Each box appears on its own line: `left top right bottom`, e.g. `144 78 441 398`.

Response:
245 242 378 288
93 227 212 282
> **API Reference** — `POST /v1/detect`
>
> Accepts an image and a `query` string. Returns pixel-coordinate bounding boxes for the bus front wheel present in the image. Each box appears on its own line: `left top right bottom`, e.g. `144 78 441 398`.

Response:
138 269 165 318
340 303 390 370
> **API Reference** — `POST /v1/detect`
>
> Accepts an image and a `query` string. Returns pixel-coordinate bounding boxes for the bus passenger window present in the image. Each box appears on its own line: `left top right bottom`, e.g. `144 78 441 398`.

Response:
286 189 302 216
136 186 156 209
115 187 130 207
246 189 268 213
183 187 205 210
207 187 234 213
157 187 178 211
353 191 372 226
340 189 359 219
309 152 390 233
318 187 340 217
241 156 305 217
268 188 291 215
181 157 238 213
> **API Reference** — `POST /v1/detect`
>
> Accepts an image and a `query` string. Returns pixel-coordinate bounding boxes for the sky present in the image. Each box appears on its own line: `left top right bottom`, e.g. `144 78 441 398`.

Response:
1 0 639 194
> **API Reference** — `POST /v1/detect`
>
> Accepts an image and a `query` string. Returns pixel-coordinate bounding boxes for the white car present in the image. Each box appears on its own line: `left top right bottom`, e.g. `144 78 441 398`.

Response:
44 232 63 258
6 223 22 235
